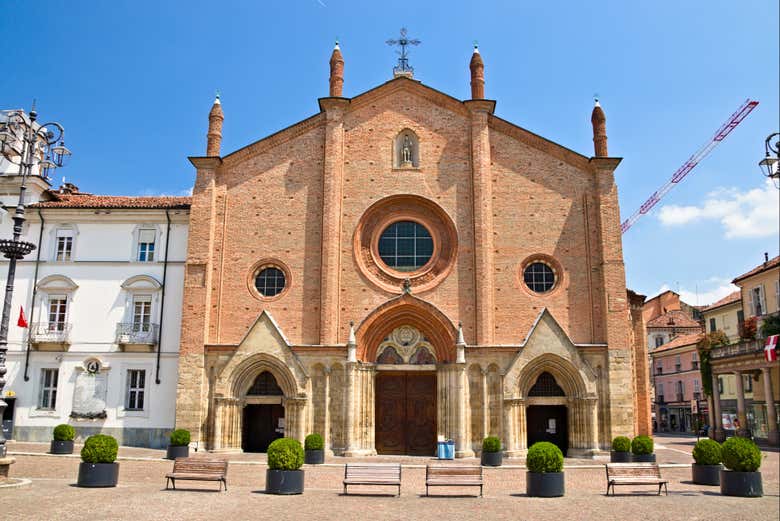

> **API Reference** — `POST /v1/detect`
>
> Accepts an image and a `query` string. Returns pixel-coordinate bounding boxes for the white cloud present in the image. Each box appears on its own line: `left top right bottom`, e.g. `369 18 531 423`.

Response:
654 280 738 308
657 179 779 238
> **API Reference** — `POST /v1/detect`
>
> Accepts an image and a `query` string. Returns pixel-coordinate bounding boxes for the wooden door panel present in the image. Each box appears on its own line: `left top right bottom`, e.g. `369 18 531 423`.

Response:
375 374 407 454
405 374 436 455
376 373 436 455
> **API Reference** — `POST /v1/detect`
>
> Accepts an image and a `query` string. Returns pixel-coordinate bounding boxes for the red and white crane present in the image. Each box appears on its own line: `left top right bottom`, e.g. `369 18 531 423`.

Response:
621 98 759 234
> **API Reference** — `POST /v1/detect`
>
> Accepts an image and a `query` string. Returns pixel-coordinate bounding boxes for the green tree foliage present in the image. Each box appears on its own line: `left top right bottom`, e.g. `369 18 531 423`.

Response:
697 330 729 397
482 436 501 453
169 429 191 446
721 437 761 472
631 435 654 455
526 442 564 473
80 434 119 464
611 436 631 452
304 433 324 451
692 439 722 465
53 424 75 442
267 438 304 470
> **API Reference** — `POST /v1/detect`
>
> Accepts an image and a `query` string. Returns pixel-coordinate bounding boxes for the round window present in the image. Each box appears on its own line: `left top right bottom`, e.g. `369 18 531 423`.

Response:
523 261 556 293
254 267 286 297
377 221 433 272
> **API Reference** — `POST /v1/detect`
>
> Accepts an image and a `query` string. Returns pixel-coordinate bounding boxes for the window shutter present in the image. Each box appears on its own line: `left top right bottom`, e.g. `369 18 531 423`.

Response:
758 285 766 314
748 290 755 316
139 229 156 243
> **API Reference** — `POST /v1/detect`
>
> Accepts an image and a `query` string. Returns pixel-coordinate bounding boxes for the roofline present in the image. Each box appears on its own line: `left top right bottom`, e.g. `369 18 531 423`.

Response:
732 261 780 284
643 289 680 304
701 298 743 314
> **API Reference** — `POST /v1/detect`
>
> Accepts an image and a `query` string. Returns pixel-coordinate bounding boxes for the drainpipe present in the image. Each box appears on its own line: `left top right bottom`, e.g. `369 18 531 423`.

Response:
23 208 44 381
155 209 171 384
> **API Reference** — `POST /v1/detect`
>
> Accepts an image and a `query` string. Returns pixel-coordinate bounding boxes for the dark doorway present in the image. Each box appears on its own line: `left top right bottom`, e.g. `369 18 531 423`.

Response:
375 372 436 455
242 404 284 452
527 405 568 456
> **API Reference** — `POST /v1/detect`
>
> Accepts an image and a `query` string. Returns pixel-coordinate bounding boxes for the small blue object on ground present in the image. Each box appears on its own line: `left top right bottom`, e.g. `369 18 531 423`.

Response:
437 440 455 459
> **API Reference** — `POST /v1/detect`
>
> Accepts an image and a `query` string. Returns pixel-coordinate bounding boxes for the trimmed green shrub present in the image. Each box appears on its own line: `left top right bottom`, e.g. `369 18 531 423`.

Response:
53 424 75 442
631 435 654 455
169 429 191 447
611 436 631 452
482 436 501 453
267 438 304 471
721 437 761 472
80 434 118 464
304 433 324 451
526 442 564 473
692 439 722 465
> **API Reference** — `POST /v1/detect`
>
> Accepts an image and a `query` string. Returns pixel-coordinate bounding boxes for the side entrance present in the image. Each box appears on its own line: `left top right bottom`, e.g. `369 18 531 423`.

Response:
375 372 436 455
526 405 568 456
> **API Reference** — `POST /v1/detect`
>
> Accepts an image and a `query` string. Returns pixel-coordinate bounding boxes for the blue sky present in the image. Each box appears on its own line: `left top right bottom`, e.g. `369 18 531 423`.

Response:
2 0 778 305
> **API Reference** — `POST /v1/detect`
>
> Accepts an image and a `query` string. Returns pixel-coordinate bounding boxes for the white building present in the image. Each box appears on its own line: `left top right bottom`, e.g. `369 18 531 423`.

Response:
0 116 190 447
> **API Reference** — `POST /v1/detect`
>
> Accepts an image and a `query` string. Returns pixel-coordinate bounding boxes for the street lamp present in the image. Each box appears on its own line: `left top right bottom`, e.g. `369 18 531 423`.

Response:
0 105 70 458
759 132 779 186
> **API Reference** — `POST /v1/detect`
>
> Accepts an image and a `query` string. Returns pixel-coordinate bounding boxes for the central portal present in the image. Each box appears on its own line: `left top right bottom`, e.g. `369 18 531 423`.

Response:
375 372 437 455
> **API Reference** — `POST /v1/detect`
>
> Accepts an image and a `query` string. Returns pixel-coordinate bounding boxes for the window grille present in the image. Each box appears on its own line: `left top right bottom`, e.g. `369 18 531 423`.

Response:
247 371 283 395
254 267 286 297
528 372 565 397
126 369 146 410
377 221 433 272
523 262 556 293
39 368 58 409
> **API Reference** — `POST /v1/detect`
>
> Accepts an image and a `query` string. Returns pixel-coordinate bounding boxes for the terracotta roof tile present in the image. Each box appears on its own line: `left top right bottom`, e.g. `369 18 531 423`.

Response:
646 310 702 329
652 332 704 354
702 291 742 311
732 255 780 284
31 194 191 209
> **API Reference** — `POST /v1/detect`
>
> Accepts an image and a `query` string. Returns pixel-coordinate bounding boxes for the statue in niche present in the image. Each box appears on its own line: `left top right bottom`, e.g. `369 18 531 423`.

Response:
401 134 413 166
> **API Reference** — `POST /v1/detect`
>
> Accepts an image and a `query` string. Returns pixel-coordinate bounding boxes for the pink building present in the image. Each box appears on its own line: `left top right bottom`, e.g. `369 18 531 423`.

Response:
651 332 705 432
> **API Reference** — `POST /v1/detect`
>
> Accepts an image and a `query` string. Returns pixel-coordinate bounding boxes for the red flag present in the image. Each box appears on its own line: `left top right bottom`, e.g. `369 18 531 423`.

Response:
765 335 778 363
17 306 28 328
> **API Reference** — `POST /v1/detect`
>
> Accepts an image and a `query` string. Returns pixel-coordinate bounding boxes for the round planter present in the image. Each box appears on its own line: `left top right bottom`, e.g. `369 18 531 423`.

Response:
692 464 722 486
481 451 503 467
304 449 324 465
526 471 565 497
50 440 74 455
265 469 304 495
166 445 189 460
632 453 656 463
610 451 631 463
719 470 763 497
77 462 119 488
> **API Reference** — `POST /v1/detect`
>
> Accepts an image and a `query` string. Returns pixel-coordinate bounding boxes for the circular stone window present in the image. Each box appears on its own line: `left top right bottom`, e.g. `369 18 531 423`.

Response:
523 261 557 293
377 221 434 272
254 266 286 298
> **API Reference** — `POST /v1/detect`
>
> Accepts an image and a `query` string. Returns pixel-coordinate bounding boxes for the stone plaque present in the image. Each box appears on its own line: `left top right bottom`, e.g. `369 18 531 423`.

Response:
71 371 108 419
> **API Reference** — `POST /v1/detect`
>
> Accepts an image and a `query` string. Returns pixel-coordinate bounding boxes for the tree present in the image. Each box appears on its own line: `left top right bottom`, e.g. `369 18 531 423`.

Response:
697 330 729 397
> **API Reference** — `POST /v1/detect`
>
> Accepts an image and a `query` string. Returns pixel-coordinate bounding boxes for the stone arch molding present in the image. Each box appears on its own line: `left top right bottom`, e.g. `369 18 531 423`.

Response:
36 274 78 292
504 308 597 398
214 310 308 399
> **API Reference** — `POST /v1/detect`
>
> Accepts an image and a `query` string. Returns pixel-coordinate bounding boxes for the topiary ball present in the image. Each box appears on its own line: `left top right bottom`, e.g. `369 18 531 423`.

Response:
526 442 564 473
721 437 761 472
80 434 118 464
631 435 654 455
692 438 722 465
267 438 304 471
304 433 324 451
482 436 501 453
169 429 191 447
611 436 631 452
53 424 76 442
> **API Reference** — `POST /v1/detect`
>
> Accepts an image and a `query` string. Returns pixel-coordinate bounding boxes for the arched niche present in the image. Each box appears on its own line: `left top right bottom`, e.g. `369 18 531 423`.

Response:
393 129 420 168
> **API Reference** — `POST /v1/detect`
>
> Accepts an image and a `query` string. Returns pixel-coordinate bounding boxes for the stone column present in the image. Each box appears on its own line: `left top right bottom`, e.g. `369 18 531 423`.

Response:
454 364 474 457
762 367 779 445
323 367 332 454
343 362 356 454
734 371 749 437
503 398 524 457
586 397 600 452
711 373 724 441
481 368 489 440
516 400 527 453
212 398 223 451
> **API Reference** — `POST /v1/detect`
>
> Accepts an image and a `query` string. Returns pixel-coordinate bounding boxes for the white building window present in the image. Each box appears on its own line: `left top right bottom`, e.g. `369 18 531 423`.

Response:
655 336 665 348
47 296 68 331
126 369 146 411
694 379 700 392
137 229 156 262
38 368 59 410
54 229 73 261
132 295 152 332
691 351 699 370
675 355 682 372
750 285 766 317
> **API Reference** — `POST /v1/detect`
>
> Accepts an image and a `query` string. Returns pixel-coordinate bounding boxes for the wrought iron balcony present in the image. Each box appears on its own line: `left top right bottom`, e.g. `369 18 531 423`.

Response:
676 393 684 402
710 338 765 360
115 322 159 346
30 322 72 347
693 392 701 400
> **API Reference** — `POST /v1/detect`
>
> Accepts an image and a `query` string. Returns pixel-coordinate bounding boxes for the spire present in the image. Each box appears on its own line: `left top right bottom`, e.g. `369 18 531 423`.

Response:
456 322 466 363
206 94 224 156
346 320 357 362
469 44 485 99
591 98 608 157
329 41 345 97
456 322 466 346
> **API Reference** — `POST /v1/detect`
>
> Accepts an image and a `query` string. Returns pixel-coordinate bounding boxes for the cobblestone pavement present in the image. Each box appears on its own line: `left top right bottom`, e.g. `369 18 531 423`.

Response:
1 435 777 521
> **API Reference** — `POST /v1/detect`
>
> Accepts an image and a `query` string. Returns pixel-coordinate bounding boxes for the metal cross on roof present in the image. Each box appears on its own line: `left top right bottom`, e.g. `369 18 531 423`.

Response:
386 27 421 77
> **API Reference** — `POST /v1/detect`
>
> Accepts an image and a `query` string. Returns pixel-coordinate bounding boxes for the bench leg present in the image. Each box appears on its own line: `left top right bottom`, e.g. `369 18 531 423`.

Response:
397 484 401 497
165 477 169 490
171 478 176 490
343 484 347 495
664 483 668 496
426 485 429 497
479 485 483 498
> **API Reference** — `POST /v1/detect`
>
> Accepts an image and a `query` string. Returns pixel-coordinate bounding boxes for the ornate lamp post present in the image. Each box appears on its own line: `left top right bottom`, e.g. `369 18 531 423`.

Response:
0 106 70 458
759 132 779 186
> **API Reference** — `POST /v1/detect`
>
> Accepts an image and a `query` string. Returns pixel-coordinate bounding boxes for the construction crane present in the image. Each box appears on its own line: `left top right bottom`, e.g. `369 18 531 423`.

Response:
621 98 759 233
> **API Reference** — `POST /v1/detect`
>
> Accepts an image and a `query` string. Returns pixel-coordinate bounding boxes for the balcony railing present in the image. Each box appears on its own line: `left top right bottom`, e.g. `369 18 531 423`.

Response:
710 338 766 360
693 392 701 400
675 393 684 402
115 322 159 346
30 322 72 345
657 396 665 404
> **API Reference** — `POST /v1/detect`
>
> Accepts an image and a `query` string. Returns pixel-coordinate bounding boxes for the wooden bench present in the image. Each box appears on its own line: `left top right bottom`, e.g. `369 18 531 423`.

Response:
165 458 228 491
425 465 483 497
343 463 402 496
605 463 668 496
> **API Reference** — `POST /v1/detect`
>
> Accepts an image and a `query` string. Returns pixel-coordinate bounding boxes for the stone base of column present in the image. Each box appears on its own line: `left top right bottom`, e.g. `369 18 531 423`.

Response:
504 449 527 459
568 448 602 459
0 457 15 482
714 429 726 442
455 449 475 458
342 448 378 457
207 447 243 454
767 430 779 446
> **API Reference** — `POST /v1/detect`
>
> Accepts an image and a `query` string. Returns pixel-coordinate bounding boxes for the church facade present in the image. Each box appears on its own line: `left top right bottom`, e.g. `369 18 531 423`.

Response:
176 44 652 457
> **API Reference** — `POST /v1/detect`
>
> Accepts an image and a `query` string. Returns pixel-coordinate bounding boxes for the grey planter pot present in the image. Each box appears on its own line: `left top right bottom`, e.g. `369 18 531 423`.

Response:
632 453 656 463
166 445 189 460
692 464 722 486
77 462 119 487
720 470 763 497
50 440 74 455
610 451 631 463
526 472 565 497
481 451 503 467
265 469 304 495
304 449 324 465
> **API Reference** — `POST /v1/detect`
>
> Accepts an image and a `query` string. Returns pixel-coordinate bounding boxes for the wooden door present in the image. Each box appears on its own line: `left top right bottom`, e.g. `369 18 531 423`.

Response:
526 405 568 456
242 404 284 452
375 372 436 455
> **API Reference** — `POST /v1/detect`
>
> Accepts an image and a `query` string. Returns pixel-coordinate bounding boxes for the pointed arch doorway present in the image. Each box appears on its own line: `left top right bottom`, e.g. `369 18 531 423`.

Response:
242 371 285 452
526 372 569 456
